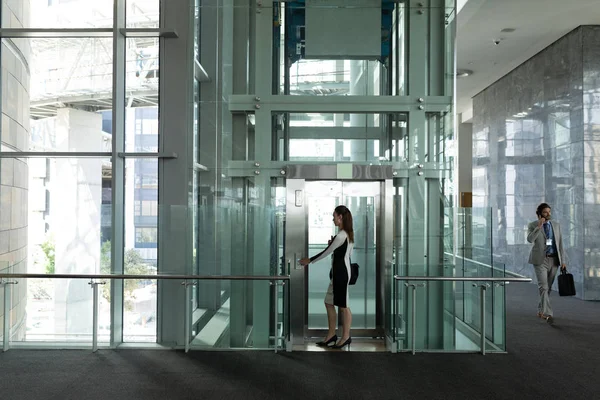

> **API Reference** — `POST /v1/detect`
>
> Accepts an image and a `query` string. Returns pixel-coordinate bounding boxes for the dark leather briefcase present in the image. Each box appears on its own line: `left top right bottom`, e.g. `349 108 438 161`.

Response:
558 269 576 296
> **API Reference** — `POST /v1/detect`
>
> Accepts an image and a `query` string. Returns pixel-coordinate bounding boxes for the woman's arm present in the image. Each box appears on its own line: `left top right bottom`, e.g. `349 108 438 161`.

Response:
300 231 347 266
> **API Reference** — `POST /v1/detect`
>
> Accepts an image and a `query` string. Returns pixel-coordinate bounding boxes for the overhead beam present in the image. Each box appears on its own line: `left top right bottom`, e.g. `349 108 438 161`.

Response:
229 95 452 113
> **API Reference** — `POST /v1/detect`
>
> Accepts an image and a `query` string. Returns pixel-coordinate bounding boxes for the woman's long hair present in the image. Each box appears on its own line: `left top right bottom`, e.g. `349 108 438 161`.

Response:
335 205 354 243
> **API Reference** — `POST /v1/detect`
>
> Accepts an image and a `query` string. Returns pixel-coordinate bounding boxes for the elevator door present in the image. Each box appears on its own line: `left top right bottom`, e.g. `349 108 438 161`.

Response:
286 179 390 344
305 181 378 334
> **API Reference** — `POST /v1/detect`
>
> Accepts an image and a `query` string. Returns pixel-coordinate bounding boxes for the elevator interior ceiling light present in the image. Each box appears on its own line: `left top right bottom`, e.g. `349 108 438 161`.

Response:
456 69 473 78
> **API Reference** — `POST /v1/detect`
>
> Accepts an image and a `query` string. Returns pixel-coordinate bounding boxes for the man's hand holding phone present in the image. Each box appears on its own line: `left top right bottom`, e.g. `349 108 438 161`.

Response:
537 215 546 229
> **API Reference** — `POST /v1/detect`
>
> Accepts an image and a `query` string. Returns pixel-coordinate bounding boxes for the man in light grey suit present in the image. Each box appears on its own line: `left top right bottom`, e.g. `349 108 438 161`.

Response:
527 203 567 325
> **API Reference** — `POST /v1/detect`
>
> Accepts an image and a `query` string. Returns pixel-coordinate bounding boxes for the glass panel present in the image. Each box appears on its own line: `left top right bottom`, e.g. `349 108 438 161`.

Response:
0 156 111 343
305 181 378 330
445 3 456 97
273 112 403 162
12 276 111 344
286 60 385 96
123 278 157 342
127 0 160 28
126 37 159 152
124 158 157 342
388 180 406 343
6 38 113 147
3 0 113 29
189 278 286 350
278 2 405 96
394 206 505 352
193 79 200 161
194 0 201 61
306 181 341 329
344 182 378 329
190 202 285 350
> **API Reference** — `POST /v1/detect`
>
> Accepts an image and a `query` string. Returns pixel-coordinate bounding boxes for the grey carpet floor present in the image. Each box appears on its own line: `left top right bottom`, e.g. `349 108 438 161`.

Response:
0 282 598 400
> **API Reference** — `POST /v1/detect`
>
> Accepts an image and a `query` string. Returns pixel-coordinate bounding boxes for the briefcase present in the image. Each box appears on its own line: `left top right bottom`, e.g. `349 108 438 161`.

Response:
558 269 576 296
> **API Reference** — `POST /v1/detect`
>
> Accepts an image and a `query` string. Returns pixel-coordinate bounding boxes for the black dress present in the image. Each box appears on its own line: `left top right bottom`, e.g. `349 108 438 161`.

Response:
309 230 353 308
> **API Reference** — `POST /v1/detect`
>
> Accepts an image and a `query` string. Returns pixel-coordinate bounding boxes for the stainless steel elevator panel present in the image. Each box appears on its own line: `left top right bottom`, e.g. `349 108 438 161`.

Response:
286 179 307 344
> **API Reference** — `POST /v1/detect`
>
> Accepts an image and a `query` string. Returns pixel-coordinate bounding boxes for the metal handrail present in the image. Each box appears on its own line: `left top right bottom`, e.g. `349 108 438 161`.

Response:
394 276 531 282
444 252 528 279
0 273 290 281
1 274 290 354
394 275 532 355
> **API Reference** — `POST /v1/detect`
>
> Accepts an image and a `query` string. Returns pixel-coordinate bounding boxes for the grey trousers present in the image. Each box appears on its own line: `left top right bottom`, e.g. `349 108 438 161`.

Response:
533 256 559 317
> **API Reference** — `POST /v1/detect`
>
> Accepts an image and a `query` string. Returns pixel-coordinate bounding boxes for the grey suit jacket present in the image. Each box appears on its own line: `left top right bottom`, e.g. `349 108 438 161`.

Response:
527 220 565 266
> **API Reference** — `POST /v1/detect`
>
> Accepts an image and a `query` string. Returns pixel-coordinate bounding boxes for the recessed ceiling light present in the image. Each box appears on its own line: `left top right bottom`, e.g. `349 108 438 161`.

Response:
456 69 473 78
501 28 516 33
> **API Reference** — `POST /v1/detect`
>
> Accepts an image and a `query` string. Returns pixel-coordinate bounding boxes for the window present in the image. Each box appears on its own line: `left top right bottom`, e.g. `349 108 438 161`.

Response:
135 227 158 247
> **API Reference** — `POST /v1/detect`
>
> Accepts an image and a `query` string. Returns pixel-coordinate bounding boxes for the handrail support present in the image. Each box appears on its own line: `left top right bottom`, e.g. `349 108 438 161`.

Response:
181 280 198 353
88 280 106 353
472 283 490 355
2 279 19 352
404 282 426 355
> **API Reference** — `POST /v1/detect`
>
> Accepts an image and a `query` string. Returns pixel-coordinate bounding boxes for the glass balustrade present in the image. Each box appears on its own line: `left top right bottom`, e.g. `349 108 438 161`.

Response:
391 207 516 354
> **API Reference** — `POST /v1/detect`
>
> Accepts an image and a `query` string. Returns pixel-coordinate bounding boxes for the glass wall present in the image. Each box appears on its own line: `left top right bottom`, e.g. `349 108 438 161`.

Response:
0 0 162 345
2 0 460 352
273 112 406 162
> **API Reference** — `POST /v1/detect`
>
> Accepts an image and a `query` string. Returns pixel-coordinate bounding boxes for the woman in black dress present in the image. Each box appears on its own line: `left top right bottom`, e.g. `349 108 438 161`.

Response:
300 205 354 349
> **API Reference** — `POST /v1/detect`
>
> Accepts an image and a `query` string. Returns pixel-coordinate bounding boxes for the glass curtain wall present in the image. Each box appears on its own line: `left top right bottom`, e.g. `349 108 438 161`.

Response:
1 0 468 352
0 0 161 346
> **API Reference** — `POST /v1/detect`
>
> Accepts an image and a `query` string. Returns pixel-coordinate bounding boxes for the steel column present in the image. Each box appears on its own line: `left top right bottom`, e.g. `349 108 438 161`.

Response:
110 0 126 348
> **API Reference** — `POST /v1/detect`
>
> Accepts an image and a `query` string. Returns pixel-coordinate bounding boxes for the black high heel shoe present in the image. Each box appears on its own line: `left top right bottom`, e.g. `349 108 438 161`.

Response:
332 337 352 349
316 335 337 347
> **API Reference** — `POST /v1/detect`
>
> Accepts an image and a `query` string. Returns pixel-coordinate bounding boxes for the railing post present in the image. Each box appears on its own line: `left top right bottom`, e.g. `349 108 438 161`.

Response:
404 282 425 355
182 280 197 353
2 279 18 352
271 280 280 353
285 280 292 352
410 284 416 355
474 283 490 355
89 280 106 353
392 278 397 353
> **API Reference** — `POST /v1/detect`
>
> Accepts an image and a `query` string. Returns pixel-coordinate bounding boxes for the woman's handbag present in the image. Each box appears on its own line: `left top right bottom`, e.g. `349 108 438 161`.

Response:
349 263 359 285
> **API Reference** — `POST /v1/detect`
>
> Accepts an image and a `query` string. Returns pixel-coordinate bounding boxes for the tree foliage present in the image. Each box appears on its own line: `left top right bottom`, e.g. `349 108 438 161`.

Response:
100 240 154 310
40 239 55 274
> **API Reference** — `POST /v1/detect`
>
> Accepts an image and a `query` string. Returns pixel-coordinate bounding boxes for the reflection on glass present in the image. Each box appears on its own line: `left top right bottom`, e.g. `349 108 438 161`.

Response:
394 207 505 352
274 112 407 162
284 59 384 96
126 37 159 152
194 1 201 61
278 2 405 96
28 38 113 124
124 158 157 342
127 0 160 28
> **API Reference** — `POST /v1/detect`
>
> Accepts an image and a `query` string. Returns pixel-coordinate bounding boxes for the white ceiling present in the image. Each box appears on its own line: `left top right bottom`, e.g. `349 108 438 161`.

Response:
456 0 600 121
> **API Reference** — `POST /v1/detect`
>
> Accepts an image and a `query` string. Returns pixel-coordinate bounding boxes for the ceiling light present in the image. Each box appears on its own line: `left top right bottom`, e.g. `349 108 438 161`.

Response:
456 69 473 78
501 28 516 33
